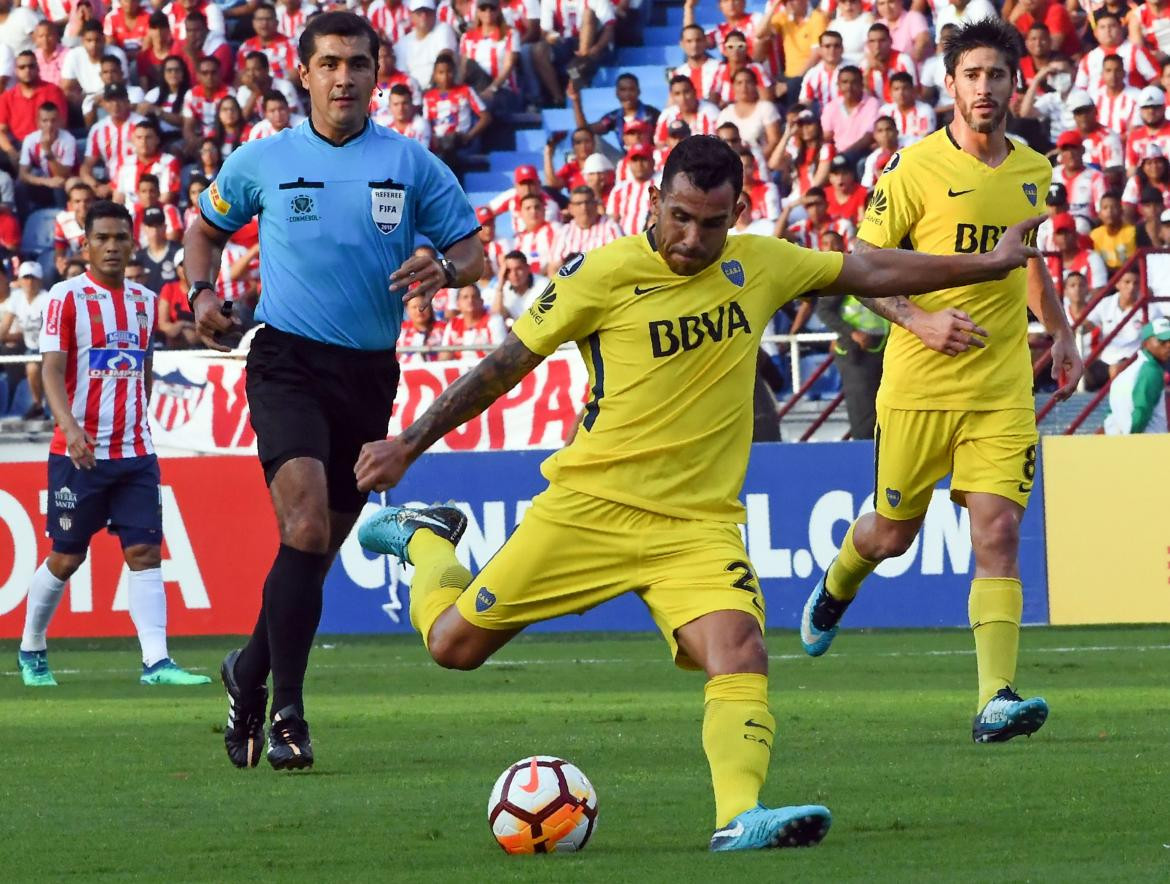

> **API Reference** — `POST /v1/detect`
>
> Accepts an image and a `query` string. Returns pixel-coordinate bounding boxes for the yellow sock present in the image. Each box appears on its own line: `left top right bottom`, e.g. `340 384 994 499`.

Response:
702 673 774 828
968 577 1023 709
825 522 878 601
405 530 472 650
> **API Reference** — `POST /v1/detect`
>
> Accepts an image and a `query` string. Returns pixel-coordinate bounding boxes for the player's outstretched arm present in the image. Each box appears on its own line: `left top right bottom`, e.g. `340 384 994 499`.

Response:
355 333 546 492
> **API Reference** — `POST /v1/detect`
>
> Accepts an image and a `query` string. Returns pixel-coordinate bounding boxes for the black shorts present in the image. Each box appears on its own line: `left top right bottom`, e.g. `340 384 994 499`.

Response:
246 325 400 513
46 453 162 554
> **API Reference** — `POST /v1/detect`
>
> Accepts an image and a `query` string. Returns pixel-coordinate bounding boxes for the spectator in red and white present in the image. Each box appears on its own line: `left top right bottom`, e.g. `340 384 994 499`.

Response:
712 29 774 105
217 228 259 306
860 114 898 187
488 249 547 327
114 118 180 206
1075 13 1157 93
1128 0 1170 56
53 181 91 271
130 174 182 243
353 0 404 42
825 153 866 225
209 94 251 156
459 0 518 110
874 0 929 65
246 89 299 141
276 0 318 43
606 141 654 235
728 191 774 235
1091 54 1141 137
1136 185 1170 246
18 101 75 209
532 0 617 107
767 109 829 199
715 67 781 155
0 0 41 57
919 23 953 113
440 284 500 359
80 83 140 198
1037 181 1090 251
659 117 691 166
178 11 232 83
614 118 653 181
1091 191 1137 272
371 39 422 122
1054 131 1106 222
543 126 594 193
1064 90 1124 170
83 52 145 126
675 22 721 104
0 51 67 169
135 205 181 294
488 164 560 230
104 0 149 54
377 82 431 145
821 65 880 166
235 4 296 81
398 293 447 362
236 51 302 123
687 0 779 81
395 0 458 90
878 70 934 146
62 20 129 111
135 13 178 90
475 205 509 284
438 0 477 35
1019 54 1078 145
569 73 659 140
800 29 844 112
33 19 67 86
862 22 917 103
1007 0 1077 58
656 75 720 146
164 0 225 43
181 54 232 148
547 185 622 273
1017 22 1051 89
182 172 206 229
138 54 189 140
738 147 779 221
424 51 491 170
156 247 198 347
779 185 856 249
1085 265 1168 371
1049 211 1108 291
1124 87 1170 175
1122 146 1170 218
826 0 872 67
581 151 615 204
512 192 561 275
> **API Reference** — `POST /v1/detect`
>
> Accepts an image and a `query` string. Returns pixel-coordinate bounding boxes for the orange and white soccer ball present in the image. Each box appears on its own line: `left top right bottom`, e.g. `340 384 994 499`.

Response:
487 756 598 854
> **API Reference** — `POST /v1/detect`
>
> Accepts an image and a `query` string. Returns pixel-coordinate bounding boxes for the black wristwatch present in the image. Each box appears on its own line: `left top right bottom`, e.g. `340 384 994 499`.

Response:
438 257 457 287
187 281 216 311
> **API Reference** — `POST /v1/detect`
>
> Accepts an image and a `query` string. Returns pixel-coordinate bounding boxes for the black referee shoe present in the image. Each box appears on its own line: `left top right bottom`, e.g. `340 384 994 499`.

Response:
220 649 267 769
268 705 314 771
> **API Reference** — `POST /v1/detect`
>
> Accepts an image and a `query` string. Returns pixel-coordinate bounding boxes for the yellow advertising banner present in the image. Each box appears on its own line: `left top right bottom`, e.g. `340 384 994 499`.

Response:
1043 434 1170 625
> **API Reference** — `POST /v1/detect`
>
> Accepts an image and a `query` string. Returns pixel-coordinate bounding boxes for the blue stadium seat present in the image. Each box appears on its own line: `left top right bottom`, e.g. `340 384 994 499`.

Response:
0 374 9 415
487 150 542 173
6 377 31 417
494 213 515 241
20 207 58 256
516 129 552 152
541 108 577 134
594 65 672 88
465 171 515 192
464 191 500 211
616 46 684 67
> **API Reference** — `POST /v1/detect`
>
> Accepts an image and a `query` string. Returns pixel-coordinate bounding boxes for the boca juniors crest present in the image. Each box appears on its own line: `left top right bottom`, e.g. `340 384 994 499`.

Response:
370 183 406 234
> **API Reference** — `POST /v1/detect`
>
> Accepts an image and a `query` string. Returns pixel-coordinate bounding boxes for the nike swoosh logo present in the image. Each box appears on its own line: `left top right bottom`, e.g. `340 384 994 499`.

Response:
520 757 541 793
633 284 668 296
711 821 745 840
410 514 448 532
745 719 774 734
947 188 975 197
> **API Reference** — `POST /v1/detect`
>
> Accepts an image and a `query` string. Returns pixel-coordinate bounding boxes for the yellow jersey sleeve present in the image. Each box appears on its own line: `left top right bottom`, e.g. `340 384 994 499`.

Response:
511 252 609 356
759 237 845 309
857 150 921 249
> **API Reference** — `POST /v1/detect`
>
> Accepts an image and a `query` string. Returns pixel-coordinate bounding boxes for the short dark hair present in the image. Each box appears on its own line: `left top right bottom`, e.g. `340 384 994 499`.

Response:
1100 190 1122 203
100 54 121 68
433 51 456 69
263 89 289 107
16 49 34 62
1095 11 1121 25
867 22 890 36
81 19 103 36
943 18 1021 77
388 83 411 98
83 200 133 236
669 74 694 89
732 67 759 85
570 185 595 198
804 186 826 201
1102 53 1123 67
520 194 543 206
820 29 842 44
186 11 208 26
37 101 58 114
244 50 270 68
724 29 746 43
255 1 276 14
68 181 93 197
299 11 380 69
1027 22 1049 33
504 249 528 263
681 23 705 38
661 135 743 199
838 64 862 81
135 118 161 137
137 173 160 188
148 11 169 28
616 72 639 87
889 71 913 88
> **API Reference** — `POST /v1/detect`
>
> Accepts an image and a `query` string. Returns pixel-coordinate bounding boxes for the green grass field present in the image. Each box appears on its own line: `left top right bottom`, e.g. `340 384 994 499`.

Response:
3 626 1168 882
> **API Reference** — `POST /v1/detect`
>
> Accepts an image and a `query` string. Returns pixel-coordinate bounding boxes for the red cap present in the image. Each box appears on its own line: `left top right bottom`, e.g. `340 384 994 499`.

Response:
1055 131 1083 150
475 206 493 223
514 164 539 184
624 119 650 135
627 143 654 160
1050 211 1077 233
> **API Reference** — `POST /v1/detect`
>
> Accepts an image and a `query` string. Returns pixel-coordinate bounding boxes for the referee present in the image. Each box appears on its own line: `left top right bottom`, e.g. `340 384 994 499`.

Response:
183 11 483 770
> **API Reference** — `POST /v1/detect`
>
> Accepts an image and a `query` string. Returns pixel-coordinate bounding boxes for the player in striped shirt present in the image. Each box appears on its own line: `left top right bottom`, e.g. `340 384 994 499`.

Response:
512 193 562 275
547 184 623 273
799 30 844 112
17 200 211 689
1092 56 1142 136
877 71 935 145
675 23 722 103
81 84 141 199
656 75 721 146
113 118 181 207
605 141 655 235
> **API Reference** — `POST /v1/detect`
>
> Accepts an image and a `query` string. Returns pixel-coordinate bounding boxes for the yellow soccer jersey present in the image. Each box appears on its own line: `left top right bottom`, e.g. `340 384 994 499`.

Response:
857 127 1051 411
511 231 842 522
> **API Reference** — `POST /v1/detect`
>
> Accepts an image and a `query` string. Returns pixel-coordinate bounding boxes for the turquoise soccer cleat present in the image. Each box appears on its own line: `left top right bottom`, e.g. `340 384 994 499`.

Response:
972 687 1049 743
800 571 850 657
357 504 468 563
709 803 832 852
140 658 212 686
18 649 57 687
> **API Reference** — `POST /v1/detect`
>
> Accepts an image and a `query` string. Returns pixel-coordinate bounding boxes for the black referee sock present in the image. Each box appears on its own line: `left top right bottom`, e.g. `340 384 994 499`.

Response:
233 605 271 692
264 544 332 718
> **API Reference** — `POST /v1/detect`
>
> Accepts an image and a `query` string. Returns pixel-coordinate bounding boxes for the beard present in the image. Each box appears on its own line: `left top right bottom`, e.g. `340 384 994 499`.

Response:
958 98 1009 134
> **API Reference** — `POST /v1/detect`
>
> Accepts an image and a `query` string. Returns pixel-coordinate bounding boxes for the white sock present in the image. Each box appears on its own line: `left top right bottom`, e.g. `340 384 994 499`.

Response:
127 567 169 667
20 560 67 652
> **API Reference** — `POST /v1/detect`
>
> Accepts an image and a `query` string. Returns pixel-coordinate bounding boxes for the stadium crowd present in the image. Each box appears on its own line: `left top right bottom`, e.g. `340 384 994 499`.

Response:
0 0 1166 425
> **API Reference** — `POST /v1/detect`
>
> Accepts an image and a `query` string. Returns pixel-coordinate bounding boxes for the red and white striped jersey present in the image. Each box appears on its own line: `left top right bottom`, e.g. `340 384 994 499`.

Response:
483 238 509 280
1081 124 1125 169
540 0 616 40
654 101 720 144
1121 175 1170 209
236 35 298 80
860 146 896 188
440 312 499 357
614 148 669 182
28 0 73 22
182 84 234 138
218 240 255 302
712 62 774 104
785 216 855 250
397 320 447 362
246 119 286 141
460 28 516 86
277 3 317 40
863 51 918 102
54 209 85 253
707 15 781 79
673 58 722 102
606 178 654 236
163 0 226 39
792 141 836 196
85 114 141 183
362 0 411 40
1133 3 1170 55
1093 86 1141 136
20 130 78 176
549 216 623 264
370 73 423 125
1076 42 1158 92
878 100 936 145
1125 121 1170 168
799 60 841 109
133 203 183 246
744 179 781 220
513 220 562 275
487 187 560 231
423 85 486 139
104 8 150 50
1056 165 1106 220
502 0 539 34
40 272 157 460
115 153 182 206
382 115 431 147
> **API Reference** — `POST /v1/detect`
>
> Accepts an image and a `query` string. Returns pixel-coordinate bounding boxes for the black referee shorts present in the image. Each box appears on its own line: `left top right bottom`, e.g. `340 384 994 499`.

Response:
246 325 400 513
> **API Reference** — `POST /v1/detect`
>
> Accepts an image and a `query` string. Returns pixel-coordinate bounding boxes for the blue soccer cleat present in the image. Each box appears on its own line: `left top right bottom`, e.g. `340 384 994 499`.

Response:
972 687 1049 743
140 658 212 685
800 571 850 657
18 649 57 687
358 504 467 563
709 803 832 852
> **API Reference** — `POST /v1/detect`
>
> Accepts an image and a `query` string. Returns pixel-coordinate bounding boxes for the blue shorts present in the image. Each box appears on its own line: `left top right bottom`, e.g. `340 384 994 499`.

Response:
46 453 162 554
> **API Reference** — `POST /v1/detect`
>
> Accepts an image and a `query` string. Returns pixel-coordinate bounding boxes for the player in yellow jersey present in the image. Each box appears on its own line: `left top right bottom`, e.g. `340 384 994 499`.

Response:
798 19 1084 744
352 135 1041 852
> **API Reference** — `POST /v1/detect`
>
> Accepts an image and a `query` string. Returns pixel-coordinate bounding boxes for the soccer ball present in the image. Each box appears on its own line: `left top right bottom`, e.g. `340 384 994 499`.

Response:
487 756 598 854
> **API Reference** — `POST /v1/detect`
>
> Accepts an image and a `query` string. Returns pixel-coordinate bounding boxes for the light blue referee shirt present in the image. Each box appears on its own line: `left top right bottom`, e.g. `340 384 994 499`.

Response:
198 118 479 350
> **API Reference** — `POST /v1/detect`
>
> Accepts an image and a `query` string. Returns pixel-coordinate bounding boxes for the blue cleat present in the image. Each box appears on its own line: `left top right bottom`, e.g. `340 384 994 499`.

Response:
18 649 57 687
358 504 467 563
140 658 212 685
800 570 850 657
709 803 832 852
972 687 1049 743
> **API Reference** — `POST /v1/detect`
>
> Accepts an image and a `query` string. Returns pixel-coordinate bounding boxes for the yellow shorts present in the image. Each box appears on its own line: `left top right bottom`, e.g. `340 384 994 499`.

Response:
873 406 1038 520
454 483 766 669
